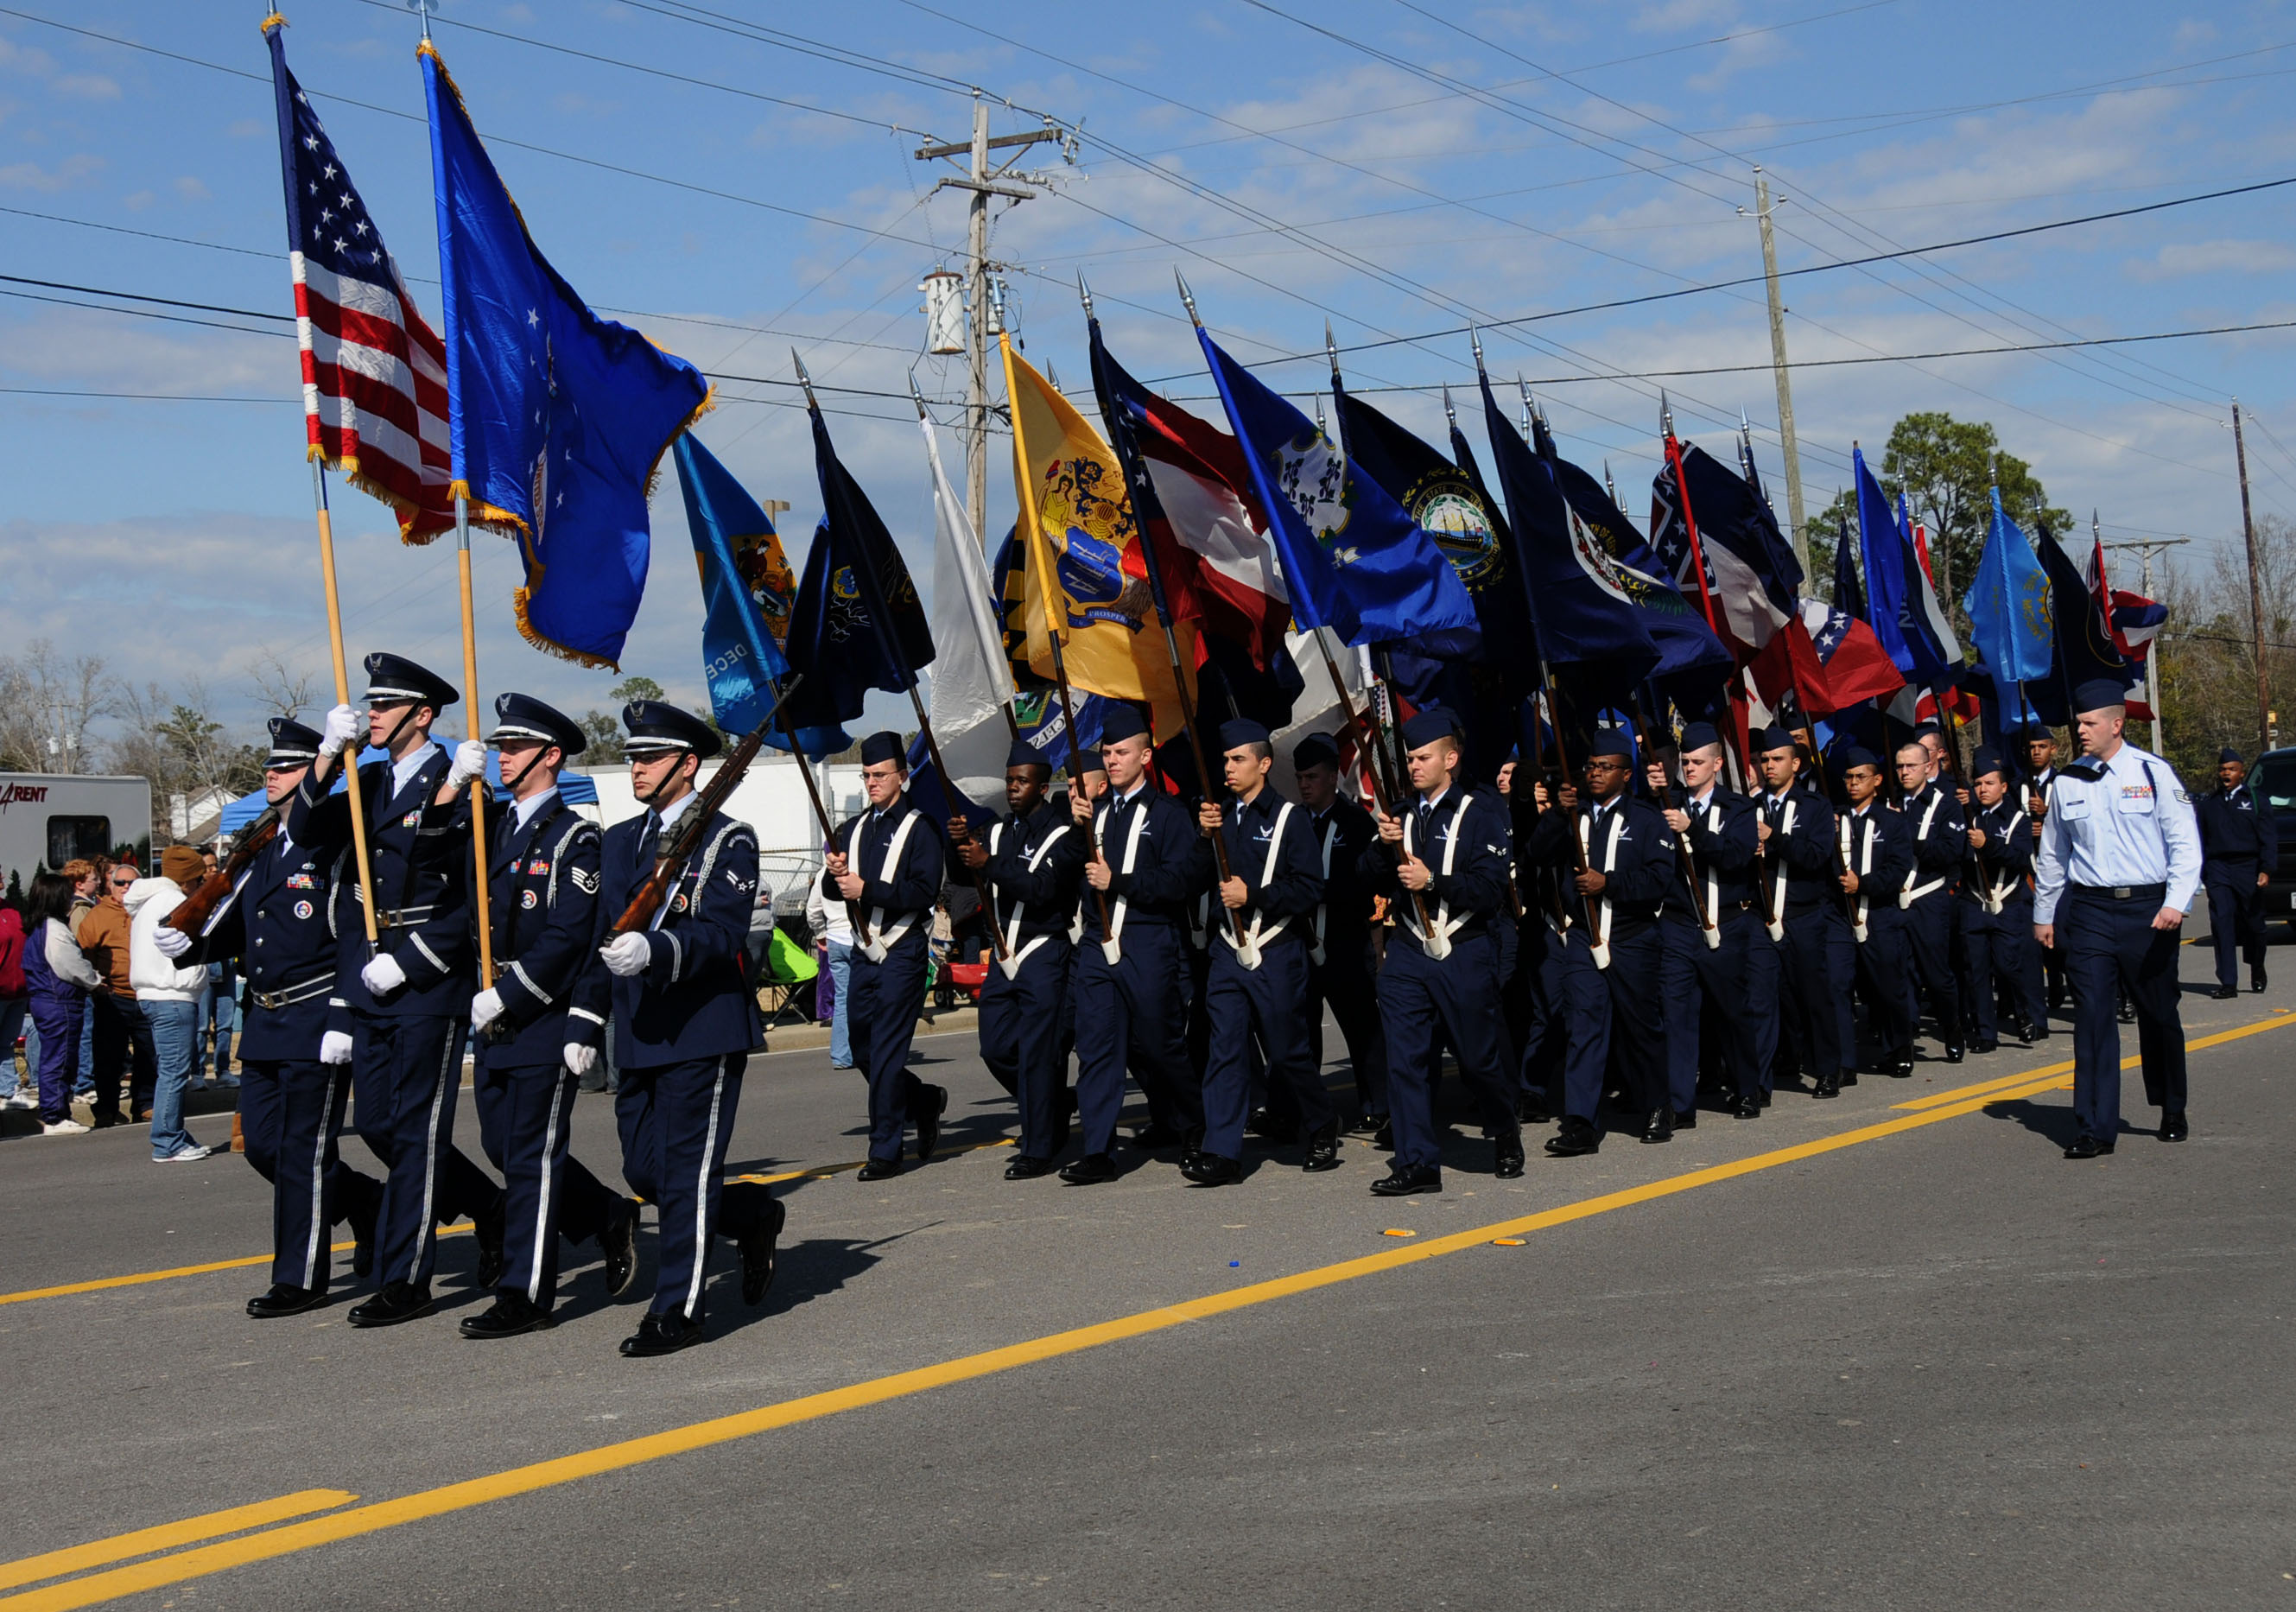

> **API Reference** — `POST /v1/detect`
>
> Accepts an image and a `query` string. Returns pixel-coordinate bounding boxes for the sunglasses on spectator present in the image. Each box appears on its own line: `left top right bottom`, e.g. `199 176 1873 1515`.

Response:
109 874 135 886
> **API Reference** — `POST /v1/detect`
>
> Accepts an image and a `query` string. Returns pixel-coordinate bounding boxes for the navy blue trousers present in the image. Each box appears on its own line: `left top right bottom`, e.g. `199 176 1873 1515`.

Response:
473 1054 618 1312
1775 904 1849 1082
1601 927 1668 1115
616 1054 771 1323
1072 923 1201 1155
2206 875 2267 989
1202 939 1326 1161
239 1057 380 1294
1377 931 1515 1171
847 933 933 1165
1534 925 1612 1123
1853 907 1912 1061
979 935 1071 1159
352 1013 497 1290
1308 936 1388 1117
2064 888 2188 1139
1656 918 1703 1113
1660 913 1770 1106
1900 894 1963 1050
1958 898 2040 1042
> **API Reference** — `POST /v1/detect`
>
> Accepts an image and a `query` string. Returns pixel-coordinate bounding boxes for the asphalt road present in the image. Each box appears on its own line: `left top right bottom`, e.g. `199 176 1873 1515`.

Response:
3 938 2292 1611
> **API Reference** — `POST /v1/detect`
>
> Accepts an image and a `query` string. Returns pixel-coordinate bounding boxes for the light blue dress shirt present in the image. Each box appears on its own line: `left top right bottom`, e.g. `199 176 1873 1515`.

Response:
2033 740 2201 923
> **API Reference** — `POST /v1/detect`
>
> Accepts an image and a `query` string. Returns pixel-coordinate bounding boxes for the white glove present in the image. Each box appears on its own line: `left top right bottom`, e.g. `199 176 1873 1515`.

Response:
319 702 361 758
153 926 193 959
600 931 652 977
563 1044 597 1077
470 987 504 1033
445 739 487 795
361 953 407 996
320 1030 354 1066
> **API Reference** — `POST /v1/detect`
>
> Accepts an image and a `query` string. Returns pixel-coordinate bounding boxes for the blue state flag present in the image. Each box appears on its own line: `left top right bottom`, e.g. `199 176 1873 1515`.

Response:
422 45 709 669
1196 326 1477 653
1853 447 1915 678
1961 488 2052 724
673 434 846 757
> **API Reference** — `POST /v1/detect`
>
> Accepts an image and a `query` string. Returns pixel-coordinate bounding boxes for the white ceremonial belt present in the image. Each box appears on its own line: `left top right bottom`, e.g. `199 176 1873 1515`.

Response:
1401 793 1474 961
855 811 924 964
1898 877 1945 910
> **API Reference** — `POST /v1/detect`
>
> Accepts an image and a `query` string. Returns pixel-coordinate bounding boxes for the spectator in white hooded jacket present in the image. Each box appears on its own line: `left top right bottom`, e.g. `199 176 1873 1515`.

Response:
129 846 213 1162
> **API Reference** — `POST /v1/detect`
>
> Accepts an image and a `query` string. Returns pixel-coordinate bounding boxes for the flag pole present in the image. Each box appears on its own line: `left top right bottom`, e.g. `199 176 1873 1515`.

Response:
1659 390 1752 787
310 460 380 948
1088 282 1240 947
1320 332 1415 803
771 698 868 947
453 493 495 985
796 352 1005 964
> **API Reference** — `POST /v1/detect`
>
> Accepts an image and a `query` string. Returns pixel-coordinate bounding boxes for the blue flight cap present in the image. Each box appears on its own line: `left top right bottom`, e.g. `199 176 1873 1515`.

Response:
1587 726 1634 760
1218 717 1272 752
1291 733 1340 771
1073 747 1106 776
1839 746 1881 771
1970 746 2006 779
264 716 321 769
2071 677 2129 714
1399 708 1461 750
2221 746 2244 765
1006 739 1050 771
1756 724 1797 753
487 691 586 756
621 700 722 760
1678 720 1722 753
360 651 458 710
858 730 906 767
1099 703 1152 746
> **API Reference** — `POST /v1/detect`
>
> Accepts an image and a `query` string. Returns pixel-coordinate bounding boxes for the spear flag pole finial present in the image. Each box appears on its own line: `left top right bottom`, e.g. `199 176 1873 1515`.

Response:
1324 319 1340 384
1469 322 1486 378
791 349 818 412
1660 387 1676 441
1442 383 1457 429
1076 270 1094 321
907 369 929 421
1174 268 1200 328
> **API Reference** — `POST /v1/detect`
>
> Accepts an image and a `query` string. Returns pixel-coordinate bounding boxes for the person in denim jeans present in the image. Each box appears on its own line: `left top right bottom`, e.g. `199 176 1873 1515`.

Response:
196 959 238 1088
807 877 854 1069
129 847 212 1162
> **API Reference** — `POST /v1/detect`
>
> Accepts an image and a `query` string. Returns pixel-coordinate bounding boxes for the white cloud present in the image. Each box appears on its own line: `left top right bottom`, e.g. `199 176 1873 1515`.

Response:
172 175 211 202
0 152 102 192
52 73 118 102
2128 238 2296 282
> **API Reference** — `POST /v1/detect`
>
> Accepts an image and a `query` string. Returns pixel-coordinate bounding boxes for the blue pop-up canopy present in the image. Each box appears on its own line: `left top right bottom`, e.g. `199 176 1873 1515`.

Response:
218 747 598 834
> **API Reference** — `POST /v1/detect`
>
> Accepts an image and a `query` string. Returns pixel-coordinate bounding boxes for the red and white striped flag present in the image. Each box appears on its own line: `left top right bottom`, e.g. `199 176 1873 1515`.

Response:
267 22 453 543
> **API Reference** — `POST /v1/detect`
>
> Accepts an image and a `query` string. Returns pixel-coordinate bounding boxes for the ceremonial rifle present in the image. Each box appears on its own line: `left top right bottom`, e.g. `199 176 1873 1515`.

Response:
609 676 803 937
166 809 281 938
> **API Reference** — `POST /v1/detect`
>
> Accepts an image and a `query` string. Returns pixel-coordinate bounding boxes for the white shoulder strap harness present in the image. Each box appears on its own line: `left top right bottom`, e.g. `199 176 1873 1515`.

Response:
1308 816 1339 967
1845 812 1871 942
855 810 925 964
1220 800 1296 972
1094 798 1152 966
1898 793 1946 909
1401 793 1475 961
1577 807 1622 972
1766 797 1795 942
988 819 1073 980
1979 809 2026 914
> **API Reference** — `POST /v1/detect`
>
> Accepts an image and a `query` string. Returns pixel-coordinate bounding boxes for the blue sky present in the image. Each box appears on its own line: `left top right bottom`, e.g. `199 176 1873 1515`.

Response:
5 0 2294 743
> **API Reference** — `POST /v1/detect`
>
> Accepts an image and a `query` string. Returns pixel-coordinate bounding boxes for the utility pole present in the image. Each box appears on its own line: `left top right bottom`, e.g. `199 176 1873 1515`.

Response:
1746 168 1808 579
915 99 1066 549
2232 400 2271 758
2103 536 2189 755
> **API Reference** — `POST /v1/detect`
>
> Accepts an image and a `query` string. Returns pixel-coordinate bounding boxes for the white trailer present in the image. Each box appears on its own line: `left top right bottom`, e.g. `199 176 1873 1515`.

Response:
0 773 154 901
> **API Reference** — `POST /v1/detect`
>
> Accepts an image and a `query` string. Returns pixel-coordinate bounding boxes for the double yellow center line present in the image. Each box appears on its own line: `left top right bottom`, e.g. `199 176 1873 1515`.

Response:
3 1012 2286 1609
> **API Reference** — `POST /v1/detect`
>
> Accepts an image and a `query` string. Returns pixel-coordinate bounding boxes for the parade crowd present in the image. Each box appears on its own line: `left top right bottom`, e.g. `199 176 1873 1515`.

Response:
6 652 2271 1359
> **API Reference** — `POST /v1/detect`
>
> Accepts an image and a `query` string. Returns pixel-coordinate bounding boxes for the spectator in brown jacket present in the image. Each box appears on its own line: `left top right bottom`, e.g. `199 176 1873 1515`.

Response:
79 861 156 1126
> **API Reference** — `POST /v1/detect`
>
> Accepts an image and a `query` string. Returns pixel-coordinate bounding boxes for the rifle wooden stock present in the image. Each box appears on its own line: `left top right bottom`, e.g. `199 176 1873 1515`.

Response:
610 727 766 937
166 811 280 938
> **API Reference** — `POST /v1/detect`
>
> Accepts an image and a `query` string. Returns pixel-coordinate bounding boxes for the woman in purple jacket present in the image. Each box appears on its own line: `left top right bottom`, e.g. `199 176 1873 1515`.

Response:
22 873 102 1135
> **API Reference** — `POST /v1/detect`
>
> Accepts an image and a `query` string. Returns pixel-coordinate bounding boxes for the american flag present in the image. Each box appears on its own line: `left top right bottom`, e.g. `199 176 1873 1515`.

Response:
267 23 453 543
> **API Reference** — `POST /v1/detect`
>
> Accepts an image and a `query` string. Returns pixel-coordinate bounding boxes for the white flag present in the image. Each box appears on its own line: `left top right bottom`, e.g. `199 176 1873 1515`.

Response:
922 411 1016 737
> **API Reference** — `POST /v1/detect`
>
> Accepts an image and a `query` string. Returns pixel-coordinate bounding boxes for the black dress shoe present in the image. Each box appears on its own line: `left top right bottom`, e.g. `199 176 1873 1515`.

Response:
1811 1074 1841 1099
1246 1105 1296 1143
914 1082 949 1163
619 1311 704 1357
2252 967 2267 993
1731 1093 1762 1120
460 1293 552 1339
1302 1121 1342 1173
2063 1133 2115 1159
1130 1122 1185 1151
1890 1057 1914 1079
856 1157 903 1182
1493 1130 1525 1178
1372 1118 1395 1151
347 1280 435 1329
1755 1088 1772 1107
2117 1001 2137 1024
739 1196 786 1305
472 1192 509 1291
1841 1069 1860 1085
1004 1153 1056 1179
1639 1108 1672 1144
1974 1039 1997 1055
1182 1152 1243 1186
247 1283 324 1319
1544 1118 1600 1158
1513 1094 1551 1126
1671 1107 1697 1130
1369 1163 1441 1196
600 1196 641 1298
2160 1110 2190 1142
1057 1152 1119 1185
1943 1044 1965 1065
2210 984 2238 1001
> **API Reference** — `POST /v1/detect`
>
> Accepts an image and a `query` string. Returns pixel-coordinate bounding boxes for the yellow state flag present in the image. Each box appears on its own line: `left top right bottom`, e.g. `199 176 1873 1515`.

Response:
1000 333 1192 741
